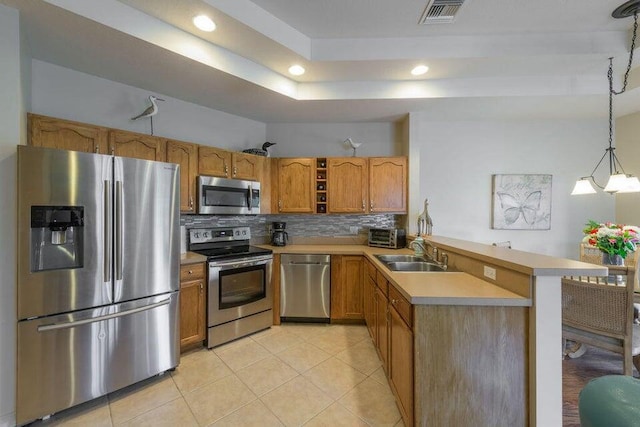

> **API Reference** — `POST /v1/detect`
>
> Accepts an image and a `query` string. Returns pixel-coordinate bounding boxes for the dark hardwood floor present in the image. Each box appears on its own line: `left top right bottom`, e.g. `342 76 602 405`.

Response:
563 345 636 426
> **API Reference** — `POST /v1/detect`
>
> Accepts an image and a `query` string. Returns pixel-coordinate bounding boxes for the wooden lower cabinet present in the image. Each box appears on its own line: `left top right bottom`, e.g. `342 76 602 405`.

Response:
366 262 411 425
364 262 377 341
375 285 389 372
389 304 414 427
180 263 206 352
330 255 364 320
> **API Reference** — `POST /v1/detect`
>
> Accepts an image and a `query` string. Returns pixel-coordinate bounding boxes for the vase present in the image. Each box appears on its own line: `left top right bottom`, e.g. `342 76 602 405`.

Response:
602 253 624 266
602 253 624 285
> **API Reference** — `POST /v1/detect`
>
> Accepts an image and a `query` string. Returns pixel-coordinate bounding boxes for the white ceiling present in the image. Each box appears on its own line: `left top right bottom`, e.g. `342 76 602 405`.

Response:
2 0 639 122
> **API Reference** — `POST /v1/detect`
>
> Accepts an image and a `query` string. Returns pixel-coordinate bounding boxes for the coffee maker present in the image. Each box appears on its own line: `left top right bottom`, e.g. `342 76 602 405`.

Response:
271 221 289 246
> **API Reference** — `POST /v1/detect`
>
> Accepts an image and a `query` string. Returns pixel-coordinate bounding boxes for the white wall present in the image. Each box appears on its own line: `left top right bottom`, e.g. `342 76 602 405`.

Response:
265 122 399 158
615 111 640 226
31 60 266 150
0 4 29 426
408 114 615 259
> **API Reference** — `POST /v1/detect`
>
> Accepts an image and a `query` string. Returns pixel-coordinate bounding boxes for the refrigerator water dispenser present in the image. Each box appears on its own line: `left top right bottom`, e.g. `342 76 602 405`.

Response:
30 206 84 272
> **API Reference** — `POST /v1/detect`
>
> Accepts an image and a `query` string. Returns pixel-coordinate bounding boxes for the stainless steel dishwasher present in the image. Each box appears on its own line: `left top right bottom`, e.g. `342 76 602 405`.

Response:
280 254 331 321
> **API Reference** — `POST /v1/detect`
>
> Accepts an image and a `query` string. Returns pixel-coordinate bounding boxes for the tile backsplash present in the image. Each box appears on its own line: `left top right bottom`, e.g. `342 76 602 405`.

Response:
181 214 403 243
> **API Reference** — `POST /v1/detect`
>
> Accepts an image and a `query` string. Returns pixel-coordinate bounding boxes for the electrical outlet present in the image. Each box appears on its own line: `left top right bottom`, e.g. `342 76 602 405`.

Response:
349 226 359 235
483 266 497 280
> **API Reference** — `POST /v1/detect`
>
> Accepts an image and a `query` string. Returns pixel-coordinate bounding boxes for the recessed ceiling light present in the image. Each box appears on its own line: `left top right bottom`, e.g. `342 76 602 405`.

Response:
288 65 305 76
411 65 429 76
193 15 216 32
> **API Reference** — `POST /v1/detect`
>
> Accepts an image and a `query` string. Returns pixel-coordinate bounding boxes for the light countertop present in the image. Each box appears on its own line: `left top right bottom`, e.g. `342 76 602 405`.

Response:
183 238 605 307
259 244 530 306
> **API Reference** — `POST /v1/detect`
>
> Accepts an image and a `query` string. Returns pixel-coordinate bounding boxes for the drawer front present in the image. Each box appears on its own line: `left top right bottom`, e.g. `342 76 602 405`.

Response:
375 270 388 297
366 259 377 280
180 263 205 282
389 285 412 328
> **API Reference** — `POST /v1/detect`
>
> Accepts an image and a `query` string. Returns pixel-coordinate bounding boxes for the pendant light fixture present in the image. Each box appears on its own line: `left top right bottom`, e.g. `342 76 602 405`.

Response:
571 2 640 195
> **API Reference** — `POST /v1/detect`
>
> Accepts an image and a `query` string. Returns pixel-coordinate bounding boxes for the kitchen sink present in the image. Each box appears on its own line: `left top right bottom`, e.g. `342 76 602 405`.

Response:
375 254 429 263
384 261 447 272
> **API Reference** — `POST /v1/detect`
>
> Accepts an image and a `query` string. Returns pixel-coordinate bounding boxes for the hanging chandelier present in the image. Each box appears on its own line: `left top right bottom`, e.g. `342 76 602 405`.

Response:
571 1 640 195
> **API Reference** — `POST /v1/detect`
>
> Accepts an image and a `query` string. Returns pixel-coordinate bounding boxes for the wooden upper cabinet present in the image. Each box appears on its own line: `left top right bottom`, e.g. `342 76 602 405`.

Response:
369 157 407 213
198 146 231 178
28 113 108 154
166 139 198 213
108 130 166 161
328 158 368 213
277 158 315 213
232 152 262 181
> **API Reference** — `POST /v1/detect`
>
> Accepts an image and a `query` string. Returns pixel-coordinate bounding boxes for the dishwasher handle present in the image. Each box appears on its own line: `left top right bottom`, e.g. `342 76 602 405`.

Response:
287 261 327 265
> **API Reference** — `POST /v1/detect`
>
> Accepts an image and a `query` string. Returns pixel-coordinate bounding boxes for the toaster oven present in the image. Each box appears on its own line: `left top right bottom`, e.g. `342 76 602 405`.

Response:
368 228 407 249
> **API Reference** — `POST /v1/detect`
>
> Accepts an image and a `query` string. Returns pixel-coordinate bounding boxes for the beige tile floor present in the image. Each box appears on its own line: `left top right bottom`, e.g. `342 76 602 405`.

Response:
31 323 404 427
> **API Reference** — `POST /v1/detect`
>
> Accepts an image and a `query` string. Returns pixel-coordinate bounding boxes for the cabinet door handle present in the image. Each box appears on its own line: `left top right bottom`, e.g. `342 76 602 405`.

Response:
278 200 282 212
95 145 99 153
362 199 365 211
200 283 203 293
189 196 194 208
188 270 193 275
224 163 228 175
370 201 374 211
233 167 237 177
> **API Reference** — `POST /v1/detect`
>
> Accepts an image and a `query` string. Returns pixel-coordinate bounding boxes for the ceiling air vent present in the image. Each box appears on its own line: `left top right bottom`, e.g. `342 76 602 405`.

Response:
419 0 467 24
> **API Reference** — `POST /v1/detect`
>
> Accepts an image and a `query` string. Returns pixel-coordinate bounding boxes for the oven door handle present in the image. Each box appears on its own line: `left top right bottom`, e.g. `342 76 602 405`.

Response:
210 257 272 269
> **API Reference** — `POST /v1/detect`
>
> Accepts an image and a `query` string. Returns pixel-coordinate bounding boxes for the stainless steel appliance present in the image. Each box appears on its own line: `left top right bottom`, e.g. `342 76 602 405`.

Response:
16 146 180 426
188 227 273 348
280 254 331 321
271 221 289 246
197 176 260 215
368 227 407 249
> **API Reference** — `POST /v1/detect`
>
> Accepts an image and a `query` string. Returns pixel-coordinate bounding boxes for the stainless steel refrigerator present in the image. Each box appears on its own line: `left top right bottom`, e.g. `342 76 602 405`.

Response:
16 145 180 425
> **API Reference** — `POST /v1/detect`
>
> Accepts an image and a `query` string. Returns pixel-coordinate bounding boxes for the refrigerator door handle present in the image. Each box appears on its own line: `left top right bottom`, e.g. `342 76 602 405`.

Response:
36 298 171 332
115 181 123 281
104 180 112 282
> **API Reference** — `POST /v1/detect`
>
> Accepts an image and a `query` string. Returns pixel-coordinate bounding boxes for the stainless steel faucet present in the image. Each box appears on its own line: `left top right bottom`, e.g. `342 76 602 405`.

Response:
410 239 437 260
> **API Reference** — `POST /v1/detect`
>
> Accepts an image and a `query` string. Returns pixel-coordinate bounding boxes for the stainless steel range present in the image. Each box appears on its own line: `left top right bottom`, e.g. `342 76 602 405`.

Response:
188 227 273 348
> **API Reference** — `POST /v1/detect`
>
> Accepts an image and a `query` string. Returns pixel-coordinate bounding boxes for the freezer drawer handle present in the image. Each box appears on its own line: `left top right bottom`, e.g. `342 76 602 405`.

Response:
36 298 171 332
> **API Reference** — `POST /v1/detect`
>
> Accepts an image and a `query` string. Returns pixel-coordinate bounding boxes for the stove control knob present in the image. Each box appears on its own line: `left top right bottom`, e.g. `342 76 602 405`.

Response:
203 232 209 239
194 232 200 239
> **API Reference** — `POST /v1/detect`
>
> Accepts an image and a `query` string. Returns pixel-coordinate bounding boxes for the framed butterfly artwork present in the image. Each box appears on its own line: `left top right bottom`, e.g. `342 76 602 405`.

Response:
491 174 552 230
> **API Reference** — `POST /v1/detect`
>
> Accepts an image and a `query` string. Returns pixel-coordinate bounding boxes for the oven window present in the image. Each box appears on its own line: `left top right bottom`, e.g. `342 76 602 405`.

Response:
218 264 266 309
203 186 248 208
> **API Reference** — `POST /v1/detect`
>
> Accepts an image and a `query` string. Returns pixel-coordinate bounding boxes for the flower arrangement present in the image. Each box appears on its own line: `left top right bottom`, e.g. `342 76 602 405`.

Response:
582 220 640 258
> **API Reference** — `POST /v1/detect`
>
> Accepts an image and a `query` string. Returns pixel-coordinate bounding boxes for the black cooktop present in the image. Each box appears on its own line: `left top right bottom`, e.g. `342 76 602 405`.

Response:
192 245 272 261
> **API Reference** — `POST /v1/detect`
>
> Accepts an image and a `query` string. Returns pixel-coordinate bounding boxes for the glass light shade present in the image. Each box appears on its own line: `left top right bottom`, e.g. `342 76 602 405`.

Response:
617 176 640 193
603 173 629 193
571 178 597 195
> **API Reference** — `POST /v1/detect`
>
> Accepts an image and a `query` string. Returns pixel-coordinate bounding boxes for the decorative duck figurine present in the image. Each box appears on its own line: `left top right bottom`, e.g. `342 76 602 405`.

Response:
242 142 276 157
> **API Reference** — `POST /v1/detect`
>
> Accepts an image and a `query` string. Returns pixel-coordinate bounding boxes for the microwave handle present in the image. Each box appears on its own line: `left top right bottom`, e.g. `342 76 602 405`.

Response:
248 183 253 210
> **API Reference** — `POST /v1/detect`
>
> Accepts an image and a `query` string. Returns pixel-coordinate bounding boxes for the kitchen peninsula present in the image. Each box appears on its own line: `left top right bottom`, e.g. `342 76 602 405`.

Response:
252 236 606 426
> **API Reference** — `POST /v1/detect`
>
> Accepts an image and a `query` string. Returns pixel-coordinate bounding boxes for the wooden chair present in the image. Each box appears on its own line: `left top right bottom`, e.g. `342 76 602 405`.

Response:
562 266 640 376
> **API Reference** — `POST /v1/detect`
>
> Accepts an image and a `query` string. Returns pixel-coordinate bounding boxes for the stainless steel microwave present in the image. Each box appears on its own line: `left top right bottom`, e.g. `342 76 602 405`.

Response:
197 176 260 215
